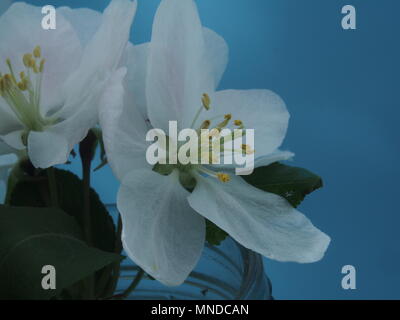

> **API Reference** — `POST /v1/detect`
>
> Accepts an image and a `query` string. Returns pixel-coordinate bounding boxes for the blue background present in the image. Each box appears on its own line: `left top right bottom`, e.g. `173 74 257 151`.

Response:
8 0 400 299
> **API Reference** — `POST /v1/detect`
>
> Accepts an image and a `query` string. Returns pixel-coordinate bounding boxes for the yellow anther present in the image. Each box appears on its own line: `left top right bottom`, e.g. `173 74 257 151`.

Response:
5 59 17 83
217 173 231 183
234 119 244 130
0 77 4 93
1 74 12 91
23 53 33 68
33 46 41 58
39 59 45 73
216 114 232 130
200 120 211 129
17 81 27 91
202 93 211 110
4 74 12 84
0 46 48 131
241 144 254 155
217 118 230 129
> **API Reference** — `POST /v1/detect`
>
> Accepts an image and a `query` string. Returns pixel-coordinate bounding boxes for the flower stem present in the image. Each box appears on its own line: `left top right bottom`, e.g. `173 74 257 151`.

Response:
79 130 98 246
82 160 92 245
113 268 145 300
108 215 123 293
79 130 98 299
81 159 96 299
47 167 58 207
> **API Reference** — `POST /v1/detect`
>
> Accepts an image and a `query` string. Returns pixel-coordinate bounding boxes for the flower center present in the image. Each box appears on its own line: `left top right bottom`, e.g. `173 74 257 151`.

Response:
187 93 254 183
153 94 254 187
0 46 54 136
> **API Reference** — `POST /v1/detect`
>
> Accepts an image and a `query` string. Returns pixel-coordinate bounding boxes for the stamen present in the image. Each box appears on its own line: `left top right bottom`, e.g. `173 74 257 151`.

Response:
39 59 45 73
217 173 231 183
6 59 17 83
0 46 50 132
209 128 220 138
217 114 231 130
241 144 254 155
0 77 5 95
33 46 41 58
32 60 39 74
200 120 211 129
17 80 28 91
197 166 230 182
23 53 33 68
234 119 244 130
191 93 212 129
187 94 248 172
202 93 211 110
4 74 13 86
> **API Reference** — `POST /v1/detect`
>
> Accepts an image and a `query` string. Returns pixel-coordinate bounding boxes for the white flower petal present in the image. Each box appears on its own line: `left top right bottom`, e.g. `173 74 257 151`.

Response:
208 89 290 158
58 7 102 47
60 0 137 120
146 0 214 131
1 130 25 150
118 169 205 286
0 102 23 136
27 130 69 168
0 2 83 116
213 149 295 171
100 68 149 181
29 67 127 169
253 150 295 168
188 173 330 263
0 140 16 156
203 27 229 89
122 42 150 120
27 67 128 168
0 156 16 204
0 143 18 203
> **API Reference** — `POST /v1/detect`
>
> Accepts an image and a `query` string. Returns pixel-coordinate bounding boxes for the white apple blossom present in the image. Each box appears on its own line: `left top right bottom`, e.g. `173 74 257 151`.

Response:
100 0 330 286
0 0 137 168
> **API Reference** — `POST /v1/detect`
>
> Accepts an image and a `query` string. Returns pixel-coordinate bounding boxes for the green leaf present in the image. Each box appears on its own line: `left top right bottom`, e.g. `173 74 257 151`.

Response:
205 220 228 246
9 169 116 253
242 162 323 208
0 205 123 300
4 159 38 205
8 168 119 297
152 163 175 176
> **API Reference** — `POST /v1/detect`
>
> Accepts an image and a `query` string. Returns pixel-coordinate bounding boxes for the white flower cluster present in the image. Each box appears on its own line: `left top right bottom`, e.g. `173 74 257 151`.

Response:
0 0 330 286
